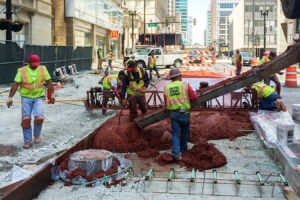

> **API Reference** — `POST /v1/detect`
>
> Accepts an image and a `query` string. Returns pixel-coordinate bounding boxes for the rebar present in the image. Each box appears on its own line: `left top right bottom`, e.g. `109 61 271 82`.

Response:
145 168 153 181
256 171 264 185
234 170 241 184
213 169 217 183
278 173 288 186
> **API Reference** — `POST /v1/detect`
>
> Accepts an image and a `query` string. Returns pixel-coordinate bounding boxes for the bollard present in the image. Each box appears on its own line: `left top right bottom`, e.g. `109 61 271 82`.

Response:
256 171 264 185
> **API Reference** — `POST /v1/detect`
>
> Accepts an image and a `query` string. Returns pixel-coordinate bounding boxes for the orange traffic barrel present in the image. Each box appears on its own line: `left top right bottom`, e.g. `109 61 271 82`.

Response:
285 65 298 87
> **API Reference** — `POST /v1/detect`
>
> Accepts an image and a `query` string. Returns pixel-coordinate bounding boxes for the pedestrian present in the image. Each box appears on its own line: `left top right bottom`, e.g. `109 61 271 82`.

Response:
97 47 103 70
121 61 150 122
250 82 285 111
163 68 198 160
125 55 135 69
99 70 125 115
6 55 55 149
258 51 282 99
148 52 160 80
107 50 114 71
235 49 243 76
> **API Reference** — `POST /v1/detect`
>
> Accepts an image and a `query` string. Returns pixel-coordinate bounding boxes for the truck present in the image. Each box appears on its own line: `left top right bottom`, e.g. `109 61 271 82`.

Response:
124 48 187 68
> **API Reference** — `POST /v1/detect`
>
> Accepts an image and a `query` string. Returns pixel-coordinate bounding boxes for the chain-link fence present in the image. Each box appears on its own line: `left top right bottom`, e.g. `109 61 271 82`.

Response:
0 41 93 84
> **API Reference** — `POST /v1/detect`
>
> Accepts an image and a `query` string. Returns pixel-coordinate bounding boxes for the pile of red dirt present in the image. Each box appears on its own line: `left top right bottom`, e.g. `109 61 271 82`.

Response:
0 145 19 157
156 153 174 165
93 109 252 171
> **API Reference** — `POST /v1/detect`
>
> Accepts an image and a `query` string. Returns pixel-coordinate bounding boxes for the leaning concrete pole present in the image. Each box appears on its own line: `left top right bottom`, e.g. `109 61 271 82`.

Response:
135 43 300 130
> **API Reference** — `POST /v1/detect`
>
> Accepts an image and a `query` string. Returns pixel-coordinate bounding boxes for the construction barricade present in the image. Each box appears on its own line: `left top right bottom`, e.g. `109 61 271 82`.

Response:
285 64 298 87
182 49 216 71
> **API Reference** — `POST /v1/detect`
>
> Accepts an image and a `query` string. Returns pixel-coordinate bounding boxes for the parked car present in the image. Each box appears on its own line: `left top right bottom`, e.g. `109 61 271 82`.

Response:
124 48 187 68
231 52 253 66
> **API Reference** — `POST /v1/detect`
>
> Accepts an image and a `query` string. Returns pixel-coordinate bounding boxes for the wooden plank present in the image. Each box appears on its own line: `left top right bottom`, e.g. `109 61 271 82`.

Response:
135 43 300 130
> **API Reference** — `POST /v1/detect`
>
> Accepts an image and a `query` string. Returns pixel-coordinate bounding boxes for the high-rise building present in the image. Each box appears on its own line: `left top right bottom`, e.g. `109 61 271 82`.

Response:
168 0 182 34
188 16 193 45
206 7 212 47
212 0 240 54
176 0 188 44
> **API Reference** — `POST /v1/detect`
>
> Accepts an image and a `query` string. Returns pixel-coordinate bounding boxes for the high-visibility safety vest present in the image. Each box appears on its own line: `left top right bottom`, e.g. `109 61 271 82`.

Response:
163 81 191 111
97 50 103 58
251 82 275 99
149 56 156 69
259 56 275 77
108 52 113 60
19 65 46 98
126 67 145 96
102 74 120 90
236 54 243 65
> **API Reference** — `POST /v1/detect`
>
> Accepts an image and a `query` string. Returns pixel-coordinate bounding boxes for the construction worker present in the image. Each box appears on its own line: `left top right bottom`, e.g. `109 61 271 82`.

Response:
6 55 55 149
250 82 285 111
97 47 103 69
235 49 243 76
258 51 282 99
125 55 135 69
163 68 198 160
99 70 125 115
148 52 160 80
107 50 114 71
121 61 150 121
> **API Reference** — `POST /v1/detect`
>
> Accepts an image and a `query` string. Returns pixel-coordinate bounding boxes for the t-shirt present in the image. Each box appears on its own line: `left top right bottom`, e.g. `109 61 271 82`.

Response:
109 79 117 88
14 66 51 83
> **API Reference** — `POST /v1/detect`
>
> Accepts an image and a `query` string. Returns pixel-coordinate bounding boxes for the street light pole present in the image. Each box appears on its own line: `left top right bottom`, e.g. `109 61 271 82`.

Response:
129 10 137 49
6 0 12 42
260 6 269 54
144 0 146 34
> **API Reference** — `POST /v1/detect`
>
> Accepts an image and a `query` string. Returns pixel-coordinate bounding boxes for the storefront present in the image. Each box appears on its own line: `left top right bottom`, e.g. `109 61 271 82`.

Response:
65 0 123 59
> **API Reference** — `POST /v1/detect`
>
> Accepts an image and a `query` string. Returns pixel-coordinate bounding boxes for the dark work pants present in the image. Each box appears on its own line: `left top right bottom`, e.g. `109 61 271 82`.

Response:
128 94 147 121
236 64 242 76
149 65 160 80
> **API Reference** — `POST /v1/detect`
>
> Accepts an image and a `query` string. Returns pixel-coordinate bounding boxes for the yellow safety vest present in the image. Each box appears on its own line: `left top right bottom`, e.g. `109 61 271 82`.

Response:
251 82 275 99
19 65 46 98
126 68 145 96
108 52 113 60
125 58 135 69
102 74 120 89
163 81 191 111
260 56 275 77
149 56 156 69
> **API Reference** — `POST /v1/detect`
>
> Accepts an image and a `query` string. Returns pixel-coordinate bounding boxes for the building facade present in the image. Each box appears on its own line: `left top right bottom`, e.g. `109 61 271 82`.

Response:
229 0 289 57
168 0 181 34
0 0 52 45
212 0 240 55
53 0 123 61
176 0 188 44
206 7 212 47
187 16 193 45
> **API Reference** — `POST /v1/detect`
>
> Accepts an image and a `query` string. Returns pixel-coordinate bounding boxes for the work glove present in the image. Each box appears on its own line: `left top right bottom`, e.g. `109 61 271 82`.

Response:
7 97 13 108
140 86 147 93
50 93 56 104
122 99 127 107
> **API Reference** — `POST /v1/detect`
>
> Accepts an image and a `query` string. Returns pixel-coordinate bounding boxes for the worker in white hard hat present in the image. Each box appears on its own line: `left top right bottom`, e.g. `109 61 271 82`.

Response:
163 68 198 160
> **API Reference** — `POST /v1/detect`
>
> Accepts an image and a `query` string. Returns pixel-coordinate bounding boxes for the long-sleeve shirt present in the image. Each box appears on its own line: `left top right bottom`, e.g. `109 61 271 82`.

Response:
164 82 198 105
121 69 150 99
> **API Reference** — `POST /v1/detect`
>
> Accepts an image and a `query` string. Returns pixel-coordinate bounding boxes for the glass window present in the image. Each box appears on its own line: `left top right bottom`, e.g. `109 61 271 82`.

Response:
220 3 233 8
154 49 162 55
220 30 226 34
220 17 226 23
220 11 232 16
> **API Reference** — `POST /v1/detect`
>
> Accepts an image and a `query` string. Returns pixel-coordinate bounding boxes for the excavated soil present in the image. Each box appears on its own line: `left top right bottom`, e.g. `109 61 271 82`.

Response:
93 109 252 171
0 144 19 157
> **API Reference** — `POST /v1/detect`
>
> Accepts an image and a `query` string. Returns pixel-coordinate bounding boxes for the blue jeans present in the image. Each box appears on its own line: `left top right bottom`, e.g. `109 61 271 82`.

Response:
170 112 190 158
21 97 44 143
260 92 278 110
149 65 160 80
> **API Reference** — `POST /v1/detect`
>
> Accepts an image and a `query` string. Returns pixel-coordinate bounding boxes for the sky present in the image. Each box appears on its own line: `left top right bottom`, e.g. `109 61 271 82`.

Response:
189 0 210 45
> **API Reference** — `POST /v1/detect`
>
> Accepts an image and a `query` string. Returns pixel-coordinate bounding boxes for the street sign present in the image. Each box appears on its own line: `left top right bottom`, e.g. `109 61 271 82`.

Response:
148 24 158 27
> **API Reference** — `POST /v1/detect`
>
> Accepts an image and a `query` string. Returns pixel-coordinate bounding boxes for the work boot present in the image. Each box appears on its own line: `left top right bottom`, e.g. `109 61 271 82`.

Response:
278 95 282 99
279 102 286 112
275 101 286 112
23 142 31 149
129 114 138 122
34 136 41 144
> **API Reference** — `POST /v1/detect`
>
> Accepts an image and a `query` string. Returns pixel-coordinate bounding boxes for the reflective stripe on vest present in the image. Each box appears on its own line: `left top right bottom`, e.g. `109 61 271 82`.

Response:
129 68 144 91
103 75 118 89
251 83 274 98
20 65 45 89
164 81 190 110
